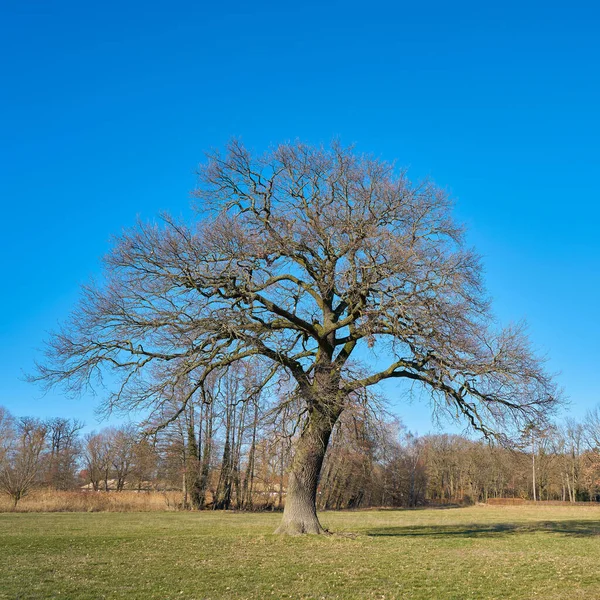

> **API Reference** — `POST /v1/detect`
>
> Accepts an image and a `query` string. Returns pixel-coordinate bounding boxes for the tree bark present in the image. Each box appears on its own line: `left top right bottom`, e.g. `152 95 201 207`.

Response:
275 407 337 535
186 410 203 510
198 402 214 508
532 435 537 502
241 401 258 509
214 408 233 510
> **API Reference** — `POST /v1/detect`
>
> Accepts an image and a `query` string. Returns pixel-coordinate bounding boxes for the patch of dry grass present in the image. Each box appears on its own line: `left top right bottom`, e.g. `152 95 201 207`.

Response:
0 489 182 512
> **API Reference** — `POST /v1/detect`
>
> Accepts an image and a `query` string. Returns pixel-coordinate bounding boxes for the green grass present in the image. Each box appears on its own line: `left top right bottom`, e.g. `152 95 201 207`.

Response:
2 505 600 599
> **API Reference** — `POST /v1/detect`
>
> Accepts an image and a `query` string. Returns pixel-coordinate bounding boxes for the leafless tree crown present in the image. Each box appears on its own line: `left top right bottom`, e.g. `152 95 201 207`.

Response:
34 140 558 437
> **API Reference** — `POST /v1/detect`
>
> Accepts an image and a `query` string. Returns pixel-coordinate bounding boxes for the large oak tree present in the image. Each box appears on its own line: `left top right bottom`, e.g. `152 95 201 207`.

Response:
35 141 558 533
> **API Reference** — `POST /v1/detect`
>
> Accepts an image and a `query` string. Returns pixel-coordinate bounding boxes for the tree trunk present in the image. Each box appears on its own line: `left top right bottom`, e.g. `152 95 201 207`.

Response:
232 401 247 509
278 437 285 509
242 401 258 509
198 402 214 508
182 471 188 509
275 407 337 535
532 448 537 501
186 415 203 510
214 416 233 510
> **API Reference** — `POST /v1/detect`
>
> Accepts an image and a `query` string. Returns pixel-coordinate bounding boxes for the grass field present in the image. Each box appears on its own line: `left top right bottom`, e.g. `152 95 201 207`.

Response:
2 505 600 599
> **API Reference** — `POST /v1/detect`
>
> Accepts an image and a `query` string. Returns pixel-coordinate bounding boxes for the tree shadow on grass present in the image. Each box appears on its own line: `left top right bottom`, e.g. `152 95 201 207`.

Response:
367 520 600 538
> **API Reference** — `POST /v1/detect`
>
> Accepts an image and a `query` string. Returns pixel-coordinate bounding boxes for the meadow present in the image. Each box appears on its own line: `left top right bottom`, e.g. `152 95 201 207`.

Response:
2 505 600 599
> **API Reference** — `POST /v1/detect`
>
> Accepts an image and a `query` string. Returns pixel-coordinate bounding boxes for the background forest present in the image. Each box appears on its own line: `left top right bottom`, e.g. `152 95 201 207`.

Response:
2 366 599 510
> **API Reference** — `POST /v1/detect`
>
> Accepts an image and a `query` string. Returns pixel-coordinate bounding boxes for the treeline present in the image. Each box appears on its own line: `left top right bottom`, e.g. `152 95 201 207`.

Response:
3 392 600 509
317 409 600 508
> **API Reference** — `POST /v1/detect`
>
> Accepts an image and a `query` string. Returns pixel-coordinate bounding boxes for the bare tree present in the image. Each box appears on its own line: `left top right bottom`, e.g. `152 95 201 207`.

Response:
83 430 112 491
130 437 158 491
399 433 428 507
197 390 216 507
0 417 47 507
584 405 600 451
44 417 84 490
109 426 137 491
33 141 559 533
0 407 15 469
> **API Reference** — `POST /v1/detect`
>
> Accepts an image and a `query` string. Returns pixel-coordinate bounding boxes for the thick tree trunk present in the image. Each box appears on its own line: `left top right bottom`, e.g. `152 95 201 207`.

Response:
275 407 337 535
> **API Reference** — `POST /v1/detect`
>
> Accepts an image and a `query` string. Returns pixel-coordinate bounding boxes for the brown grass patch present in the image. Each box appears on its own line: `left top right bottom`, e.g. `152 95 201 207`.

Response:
0 489 183 512
487 498 599 507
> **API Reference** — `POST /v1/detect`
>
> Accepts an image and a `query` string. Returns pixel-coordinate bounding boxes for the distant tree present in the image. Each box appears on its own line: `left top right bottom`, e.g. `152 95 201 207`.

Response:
44 417 84 490
83 430 112 491
0 417 47 507
398 433 428 507
521 423 540 501
130 437 158 491
109 426 137 491
424 434 468 503
318 400 383 510
581 407 600 501
0 407 15 469
33 141 559 533
584 406 600 451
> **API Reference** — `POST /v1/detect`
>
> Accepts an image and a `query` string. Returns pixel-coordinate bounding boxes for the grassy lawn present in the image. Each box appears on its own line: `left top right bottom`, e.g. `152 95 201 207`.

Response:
2 505 600 599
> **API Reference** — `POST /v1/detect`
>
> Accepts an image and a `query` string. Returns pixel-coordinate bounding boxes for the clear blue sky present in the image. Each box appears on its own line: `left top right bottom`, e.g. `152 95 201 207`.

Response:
1 0 598 434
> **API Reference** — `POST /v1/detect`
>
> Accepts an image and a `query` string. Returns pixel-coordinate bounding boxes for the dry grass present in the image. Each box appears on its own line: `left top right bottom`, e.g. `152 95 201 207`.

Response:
487 497 596 506
0 489 183 512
